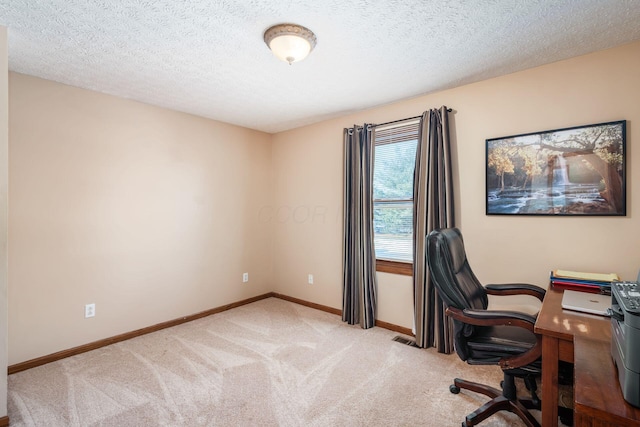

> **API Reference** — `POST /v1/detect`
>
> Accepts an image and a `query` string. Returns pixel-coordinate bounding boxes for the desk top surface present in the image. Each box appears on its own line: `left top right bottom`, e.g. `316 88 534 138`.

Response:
534 286 611 342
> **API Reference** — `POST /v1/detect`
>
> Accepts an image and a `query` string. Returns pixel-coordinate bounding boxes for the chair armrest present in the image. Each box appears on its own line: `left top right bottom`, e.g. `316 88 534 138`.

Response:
447 307 536 331
485 283 546 302
445 306 542 369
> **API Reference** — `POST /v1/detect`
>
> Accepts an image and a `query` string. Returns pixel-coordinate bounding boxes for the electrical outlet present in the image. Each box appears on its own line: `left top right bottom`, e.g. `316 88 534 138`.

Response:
308 274 314 284
85 303 95 318
243 272 249 283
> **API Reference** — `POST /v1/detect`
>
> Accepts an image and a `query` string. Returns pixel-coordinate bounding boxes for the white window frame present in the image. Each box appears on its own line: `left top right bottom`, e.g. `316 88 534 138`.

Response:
372 118 420 275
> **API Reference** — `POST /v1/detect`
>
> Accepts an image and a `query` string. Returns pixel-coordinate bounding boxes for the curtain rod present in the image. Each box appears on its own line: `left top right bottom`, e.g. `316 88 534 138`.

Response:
372 108 453 128
372 115 421 128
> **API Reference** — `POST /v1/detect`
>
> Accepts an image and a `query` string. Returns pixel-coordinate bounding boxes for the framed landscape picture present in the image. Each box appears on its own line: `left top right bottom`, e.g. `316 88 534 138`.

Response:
486 120 626 216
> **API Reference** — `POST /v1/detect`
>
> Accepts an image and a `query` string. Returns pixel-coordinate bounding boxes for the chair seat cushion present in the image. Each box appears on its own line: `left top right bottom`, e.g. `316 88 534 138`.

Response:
464 325 541 373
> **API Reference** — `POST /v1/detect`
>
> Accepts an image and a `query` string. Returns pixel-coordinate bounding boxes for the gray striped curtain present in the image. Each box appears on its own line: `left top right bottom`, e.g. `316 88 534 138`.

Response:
342 124 377 329
413 107 455 352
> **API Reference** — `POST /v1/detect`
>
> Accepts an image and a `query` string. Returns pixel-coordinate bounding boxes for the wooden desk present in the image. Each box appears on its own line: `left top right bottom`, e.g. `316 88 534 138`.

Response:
534 287 640 426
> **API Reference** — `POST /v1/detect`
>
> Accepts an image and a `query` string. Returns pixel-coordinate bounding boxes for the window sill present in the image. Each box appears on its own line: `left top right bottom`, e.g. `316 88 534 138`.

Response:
376 259 412 276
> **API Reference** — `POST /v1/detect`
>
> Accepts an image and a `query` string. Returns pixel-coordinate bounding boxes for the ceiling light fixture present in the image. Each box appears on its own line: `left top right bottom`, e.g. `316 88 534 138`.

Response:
264 23 317 65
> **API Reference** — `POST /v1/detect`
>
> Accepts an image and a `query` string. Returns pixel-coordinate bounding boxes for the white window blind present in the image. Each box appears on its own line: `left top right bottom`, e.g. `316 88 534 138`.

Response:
373 120 419 263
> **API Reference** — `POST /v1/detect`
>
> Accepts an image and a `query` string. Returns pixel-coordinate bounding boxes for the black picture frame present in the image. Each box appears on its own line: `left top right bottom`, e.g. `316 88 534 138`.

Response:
486 120 626 216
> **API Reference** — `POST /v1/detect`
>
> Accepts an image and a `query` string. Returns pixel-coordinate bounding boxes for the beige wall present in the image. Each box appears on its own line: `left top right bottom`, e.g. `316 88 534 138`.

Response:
272 41 640 329
0 25 8 418
8 74 273 364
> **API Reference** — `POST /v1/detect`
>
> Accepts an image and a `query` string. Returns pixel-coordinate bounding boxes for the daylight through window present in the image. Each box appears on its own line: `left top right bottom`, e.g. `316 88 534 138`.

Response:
373 119 419 263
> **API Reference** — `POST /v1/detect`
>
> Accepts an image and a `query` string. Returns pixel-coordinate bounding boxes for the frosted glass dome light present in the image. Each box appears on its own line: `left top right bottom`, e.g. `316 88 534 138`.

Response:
264 23 317 64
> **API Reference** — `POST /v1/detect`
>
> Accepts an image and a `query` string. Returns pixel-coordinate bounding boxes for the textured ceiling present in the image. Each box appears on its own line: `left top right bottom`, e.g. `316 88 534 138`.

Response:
1 0 640 133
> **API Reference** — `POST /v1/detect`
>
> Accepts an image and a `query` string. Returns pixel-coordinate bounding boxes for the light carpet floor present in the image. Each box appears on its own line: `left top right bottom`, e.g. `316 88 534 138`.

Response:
9 297 544 426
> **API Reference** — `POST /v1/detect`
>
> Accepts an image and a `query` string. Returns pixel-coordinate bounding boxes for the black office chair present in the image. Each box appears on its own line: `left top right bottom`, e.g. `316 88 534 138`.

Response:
426 228 546 427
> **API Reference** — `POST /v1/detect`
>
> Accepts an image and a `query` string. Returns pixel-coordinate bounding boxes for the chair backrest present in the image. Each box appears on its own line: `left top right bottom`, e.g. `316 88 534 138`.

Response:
426 227 488 311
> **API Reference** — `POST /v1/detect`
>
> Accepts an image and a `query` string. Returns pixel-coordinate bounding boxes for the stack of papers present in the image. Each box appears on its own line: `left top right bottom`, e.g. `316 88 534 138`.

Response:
550 269 619 295
554 270 619 282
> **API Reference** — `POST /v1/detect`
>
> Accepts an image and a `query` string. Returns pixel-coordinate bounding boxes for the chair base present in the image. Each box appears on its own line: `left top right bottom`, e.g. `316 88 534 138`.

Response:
451 377 541 427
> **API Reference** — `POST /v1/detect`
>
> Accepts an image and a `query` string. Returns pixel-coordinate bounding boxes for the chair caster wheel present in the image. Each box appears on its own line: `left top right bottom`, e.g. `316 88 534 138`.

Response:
450 384 460 394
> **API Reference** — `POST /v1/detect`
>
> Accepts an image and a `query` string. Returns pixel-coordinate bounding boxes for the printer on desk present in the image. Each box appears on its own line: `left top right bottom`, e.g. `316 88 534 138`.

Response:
610 280 640 408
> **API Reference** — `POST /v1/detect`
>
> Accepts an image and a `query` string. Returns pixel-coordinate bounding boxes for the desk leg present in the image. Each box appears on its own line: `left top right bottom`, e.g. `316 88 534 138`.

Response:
541 335 559 427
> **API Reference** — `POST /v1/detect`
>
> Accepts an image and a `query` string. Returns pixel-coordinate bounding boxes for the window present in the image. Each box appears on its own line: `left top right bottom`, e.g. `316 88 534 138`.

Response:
372 119 419 275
